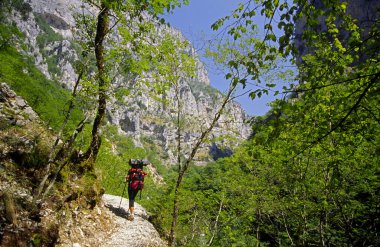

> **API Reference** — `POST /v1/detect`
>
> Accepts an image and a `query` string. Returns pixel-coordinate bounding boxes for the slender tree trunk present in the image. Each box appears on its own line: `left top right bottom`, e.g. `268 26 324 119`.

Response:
176 84 182 171
208 198 224 246
168 84 237 246
81 3 109 166
42 114 89 197
169 83 183 246
37 71 84 198
168 169 185 246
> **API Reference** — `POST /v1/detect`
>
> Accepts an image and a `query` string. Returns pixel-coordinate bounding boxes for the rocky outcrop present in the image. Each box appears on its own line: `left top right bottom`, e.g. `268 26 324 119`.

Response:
10 0 251 164
0 83 58 247
0 83 43 168
0 82 38 127
100 194 167 247
54 194 167 247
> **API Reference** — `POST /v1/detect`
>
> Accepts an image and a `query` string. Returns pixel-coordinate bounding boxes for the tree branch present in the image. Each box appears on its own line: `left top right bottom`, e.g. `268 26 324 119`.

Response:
289 71 380 161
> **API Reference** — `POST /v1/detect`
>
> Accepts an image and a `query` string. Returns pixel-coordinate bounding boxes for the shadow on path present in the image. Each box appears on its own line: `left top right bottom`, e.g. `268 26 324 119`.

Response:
105 203 129 219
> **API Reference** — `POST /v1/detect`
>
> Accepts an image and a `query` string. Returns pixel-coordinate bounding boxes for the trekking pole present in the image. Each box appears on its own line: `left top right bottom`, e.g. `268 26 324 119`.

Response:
119 182 127 208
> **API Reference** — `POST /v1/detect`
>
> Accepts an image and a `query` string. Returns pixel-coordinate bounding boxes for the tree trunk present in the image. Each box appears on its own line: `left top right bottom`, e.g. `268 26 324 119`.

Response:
208 198 224 246
169 83 183 246
81 3 109 167
36 70 83 198
168 170 185 246
168 84 237 246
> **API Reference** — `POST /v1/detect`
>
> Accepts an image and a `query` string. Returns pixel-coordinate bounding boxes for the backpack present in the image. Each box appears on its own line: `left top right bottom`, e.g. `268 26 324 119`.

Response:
127 167 147 190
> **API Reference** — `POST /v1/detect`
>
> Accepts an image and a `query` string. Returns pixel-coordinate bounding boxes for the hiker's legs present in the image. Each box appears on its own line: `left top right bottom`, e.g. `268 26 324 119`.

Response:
128 188 138 209
128 189 138 220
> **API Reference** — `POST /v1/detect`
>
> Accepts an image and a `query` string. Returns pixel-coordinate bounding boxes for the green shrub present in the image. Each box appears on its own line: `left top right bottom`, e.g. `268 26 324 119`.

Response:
0 22 23 50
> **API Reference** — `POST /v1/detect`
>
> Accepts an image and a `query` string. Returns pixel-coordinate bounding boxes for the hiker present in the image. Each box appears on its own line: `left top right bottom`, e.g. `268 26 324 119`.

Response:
125 159 150 221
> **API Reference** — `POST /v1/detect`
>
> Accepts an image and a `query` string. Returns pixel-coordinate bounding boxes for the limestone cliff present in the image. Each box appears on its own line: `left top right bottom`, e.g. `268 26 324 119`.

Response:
10 0 251 164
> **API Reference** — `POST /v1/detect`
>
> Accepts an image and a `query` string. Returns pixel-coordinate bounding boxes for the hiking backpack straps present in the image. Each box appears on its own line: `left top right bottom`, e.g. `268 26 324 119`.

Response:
128 167 146 191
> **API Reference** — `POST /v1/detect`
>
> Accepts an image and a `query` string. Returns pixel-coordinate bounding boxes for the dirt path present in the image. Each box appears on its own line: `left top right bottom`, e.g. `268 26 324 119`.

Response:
101 194 167 247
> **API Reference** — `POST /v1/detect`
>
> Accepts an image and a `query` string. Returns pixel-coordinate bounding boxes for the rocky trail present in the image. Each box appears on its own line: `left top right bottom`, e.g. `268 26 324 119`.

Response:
99 194 167 247
54 193 167 247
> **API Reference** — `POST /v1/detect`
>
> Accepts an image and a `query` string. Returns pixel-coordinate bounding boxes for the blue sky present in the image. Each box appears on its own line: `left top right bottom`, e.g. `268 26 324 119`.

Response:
164 0 280 116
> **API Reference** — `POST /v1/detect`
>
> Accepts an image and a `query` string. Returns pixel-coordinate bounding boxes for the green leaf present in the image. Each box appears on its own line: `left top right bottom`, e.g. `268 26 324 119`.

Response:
249 92 256 99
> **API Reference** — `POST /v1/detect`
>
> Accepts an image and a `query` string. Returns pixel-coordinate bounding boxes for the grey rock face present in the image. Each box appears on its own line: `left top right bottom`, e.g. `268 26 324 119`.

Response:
0 83 41 161
0 83 38 126
10 0 251 164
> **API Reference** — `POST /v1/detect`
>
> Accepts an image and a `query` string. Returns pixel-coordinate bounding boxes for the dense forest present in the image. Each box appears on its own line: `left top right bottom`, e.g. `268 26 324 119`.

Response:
0 0 379 246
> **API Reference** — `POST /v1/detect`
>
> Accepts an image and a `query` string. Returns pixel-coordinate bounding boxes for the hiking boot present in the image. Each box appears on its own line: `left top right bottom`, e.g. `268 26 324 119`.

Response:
128 214 134 221
128 207 134 221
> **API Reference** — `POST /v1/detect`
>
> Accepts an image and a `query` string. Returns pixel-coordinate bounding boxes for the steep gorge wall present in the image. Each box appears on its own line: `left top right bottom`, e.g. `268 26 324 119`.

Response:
9 0 251 164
